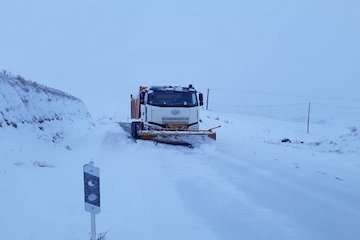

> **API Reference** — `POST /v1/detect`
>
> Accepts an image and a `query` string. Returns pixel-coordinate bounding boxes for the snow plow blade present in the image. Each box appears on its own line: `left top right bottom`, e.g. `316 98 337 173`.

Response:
138 130 216 147
139 129 216 140
119 122 217 147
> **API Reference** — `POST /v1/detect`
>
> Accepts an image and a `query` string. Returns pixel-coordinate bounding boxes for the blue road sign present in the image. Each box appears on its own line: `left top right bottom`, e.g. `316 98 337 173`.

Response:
83 162 101 214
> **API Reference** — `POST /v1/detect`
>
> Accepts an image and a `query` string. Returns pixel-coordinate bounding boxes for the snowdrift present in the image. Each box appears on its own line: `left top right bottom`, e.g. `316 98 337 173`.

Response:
0 71 92 139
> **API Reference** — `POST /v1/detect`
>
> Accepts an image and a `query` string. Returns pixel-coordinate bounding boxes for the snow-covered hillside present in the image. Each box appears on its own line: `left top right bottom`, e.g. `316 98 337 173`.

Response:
0 71 91 127
0 71 92 142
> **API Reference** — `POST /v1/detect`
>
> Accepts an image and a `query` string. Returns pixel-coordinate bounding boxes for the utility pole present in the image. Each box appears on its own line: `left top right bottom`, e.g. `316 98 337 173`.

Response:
206 88 210 110
307 102 311 134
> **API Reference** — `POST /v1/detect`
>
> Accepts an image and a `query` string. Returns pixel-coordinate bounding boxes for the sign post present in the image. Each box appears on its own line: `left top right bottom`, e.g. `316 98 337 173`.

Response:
83 162 100 240
307 102 311 134
206 88 210 110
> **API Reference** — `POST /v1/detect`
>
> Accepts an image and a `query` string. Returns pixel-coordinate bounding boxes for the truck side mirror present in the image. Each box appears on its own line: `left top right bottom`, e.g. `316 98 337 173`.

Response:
140 92 145 104
199 93 204 106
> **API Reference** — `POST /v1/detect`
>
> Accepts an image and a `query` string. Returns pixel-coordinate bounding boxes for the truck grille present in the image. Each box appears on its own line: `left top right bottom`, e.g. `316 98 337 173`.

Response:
162 117 189 123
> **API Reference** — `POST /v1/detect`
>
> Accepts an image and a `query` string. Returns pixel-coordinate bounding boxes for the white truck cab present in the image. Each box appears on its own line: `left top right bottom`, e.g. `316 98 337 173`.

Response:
139 85 203 131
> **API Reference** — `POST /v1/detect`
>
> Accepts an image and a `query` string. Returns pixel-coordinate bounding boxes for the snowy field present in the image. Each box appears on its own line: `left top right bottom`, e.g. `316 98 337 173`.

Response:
1 0 359 239
1 84 360 239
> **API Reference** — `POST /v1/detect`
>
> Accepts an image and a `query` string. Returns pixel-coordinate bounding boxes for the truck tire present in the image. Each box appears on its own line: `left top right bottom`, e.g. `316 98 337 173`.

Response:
131 122 139 139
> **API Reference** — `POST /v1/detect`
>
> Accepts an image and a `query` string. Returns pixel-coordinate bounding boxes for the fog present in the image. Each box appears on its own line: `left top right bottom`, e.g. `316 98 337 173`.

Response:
1 0 359 114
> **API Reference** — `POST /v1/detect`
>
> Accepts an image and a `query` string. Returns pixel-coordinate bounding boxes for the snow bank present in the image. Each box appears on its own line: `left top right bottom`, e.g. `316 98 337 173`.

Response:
0 71 92 140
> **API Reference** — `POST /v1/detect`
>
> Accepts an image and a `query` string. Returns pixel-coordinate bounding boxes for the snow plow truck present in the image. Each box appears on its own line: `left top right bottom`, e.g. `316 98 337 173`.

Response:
125 85 218 146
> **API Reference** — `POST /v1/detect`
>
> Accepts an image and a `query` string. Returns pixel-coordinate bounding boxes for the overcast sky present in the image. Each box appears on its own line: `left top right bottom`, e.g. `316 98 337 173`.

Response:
0 0 359 114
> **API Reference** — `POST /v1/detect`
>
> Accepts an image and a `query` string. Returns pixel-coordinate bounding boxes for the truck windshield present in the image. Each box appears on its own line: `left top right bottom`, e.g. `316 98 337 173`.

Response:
148 91 198 107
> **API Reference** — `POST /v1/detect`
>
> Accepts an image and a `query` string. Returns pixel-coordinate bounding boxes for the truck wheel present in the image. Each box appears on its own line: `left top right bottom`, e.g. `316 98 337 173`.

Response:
131 122 139 139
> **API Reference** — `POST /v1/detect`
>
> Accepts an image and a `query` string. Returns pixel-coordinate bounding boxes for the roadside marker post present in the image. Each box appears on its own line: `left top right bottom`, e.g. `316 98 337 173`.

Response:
83 162 101 240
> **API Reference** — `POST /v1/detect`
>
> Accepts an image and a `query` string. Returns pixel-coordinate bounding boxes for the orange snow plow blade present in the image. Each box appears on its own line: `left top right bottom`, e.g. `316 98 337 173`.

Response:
138 129 217 147
119 122 218 147
138 129 217 141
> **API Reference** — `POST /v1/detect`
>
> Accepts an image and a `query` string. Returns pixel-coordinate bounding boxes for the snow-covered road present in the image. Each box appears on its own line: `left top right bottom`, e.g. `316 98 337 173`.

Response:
95 112 360 240
1 111 360 240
